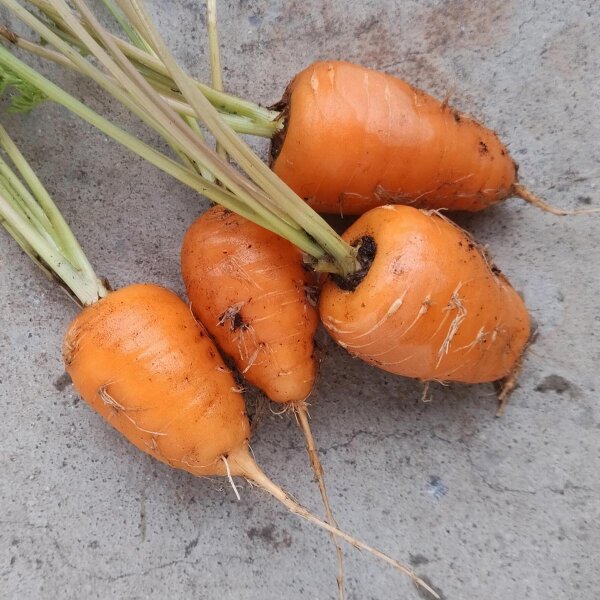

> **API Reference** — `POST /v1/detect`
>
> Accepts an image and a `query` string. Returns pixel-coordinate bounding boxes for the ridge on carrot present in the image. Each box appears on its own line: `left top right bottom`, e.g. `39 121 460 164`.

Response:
0 102 438 599
10 2 598 217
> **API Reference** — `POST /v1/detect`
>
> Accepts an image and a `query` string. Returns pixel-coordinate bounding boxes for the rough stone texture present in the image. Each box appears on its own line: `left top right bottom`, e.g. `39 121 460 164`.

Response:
1 1 599 599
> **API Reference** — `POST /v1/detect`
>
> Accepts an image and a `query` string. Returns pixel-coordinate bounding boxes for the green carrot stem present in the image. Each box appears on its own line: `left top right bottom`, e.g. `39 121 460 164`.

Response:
206 0 226 161
0 123 96 277
123 0 357 274
0 45 324 258
100 0 156 56
0 190 103 305
28 0 280 126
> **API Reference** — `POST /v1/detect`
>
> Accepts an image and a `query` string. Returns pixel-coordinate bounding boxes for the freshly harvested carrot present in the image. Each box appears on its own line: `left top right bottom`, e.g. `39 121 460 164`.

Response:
181 205 349 597
270 61 595 217
12 12 596 217
320 205 531 384
0 122 437 598
64 283 251 476
181 206 318 403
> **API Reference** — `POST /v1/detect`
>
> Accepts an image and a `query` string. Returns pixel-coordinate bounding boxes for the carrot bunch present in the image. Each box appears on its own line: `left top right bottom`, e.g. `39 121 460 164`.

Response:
0 64 435 600
0 0 562 597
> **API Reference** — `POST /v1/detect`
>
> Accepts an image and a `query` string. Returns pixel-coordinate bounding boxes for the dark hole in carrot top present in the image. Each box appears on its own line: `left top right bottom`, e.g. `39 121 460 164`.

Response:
331 236 376 292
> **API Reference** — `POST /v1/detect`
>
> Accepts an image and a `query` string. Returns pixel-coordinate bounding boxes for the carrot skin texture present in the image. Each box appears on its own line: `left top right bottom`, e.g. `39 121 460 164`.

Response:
272 61 517 215
181 206 319 404
319 206 530 383
64 283 250 477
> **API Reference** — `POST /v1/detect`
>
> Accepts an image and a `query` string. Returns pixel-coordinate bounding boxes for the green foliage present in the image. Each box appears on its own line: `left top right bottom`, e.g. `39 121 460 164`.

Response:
0 63 47 113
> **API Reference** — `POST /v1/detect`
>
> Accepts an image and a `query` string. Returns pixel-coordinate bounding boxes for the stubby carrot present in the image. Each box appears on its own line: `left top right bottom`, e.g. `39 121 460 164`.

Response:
271 61 596 217
320 205 530 386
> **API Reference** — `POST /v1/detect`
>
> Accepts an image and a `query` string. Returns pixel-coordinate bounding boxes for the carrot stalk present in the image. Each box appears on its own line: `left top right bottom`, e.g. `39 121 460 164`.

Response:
206 0 226 161
26 0 281 131
0 0 358 275
0 47 324 255
0 124 107 305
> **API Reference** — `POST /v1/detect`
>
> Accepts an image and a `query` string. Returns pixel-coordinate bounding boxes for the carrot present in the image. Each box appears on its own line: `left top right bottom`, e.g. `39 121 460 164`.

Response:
14 7 591 220
181 205 349 595
270 61 597 217
0 120 438 598
181 205 318 403
319 205 531 386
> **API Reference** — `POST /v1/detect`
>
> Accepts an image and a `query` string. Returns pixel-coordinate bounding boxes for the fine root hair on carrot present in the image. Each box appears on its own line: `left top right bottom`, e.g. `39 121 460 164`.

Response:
495 362 522 418
420 381 432 403
513 183 600 216
221 455 241 501
295 403 345 599
229 447 440 599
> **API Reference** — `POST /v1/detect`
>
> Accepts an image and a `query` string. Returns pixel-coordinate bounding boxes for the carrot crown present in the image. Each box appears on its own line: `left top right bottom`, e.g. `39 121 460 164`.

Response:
0 0 360 277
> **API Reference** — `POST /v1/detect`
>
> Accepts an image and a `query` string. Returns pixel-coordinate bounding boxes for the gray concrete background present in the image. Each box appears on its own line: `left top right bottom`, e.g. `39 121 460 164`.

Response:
1 1 599 599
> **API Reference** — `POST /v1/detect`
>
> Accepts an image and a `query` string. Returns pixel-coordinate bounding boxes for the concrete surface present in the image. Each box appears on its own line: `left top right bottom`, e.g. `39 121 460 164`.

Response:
1 1 599 599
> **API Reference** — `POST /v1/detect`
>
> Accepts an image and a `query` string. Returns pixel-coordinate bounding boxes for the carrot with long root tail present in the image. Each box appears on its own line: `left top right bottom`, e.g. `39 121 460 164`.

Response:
0 120 438 598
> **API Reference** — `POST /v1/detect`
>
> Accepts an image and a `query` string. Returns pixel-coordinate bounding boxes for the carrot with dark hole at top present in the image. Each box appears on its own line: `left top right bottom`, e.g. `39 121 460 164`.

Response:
270 61 598 217
319 205 531 386
10 9 597 216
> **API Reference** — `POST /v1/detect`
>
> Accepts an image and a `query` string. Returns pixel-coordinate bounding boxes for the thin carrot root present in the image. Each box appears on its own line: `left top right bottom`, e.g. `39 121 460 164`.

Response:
496 363 522 417
513 183 600 216
229 447 440 599
295 403 346 600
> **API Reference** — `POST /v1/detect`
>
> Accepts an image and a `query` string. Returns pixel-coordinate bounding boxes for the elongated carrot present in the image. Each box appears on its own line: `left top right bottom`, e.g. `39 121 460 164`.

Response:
271 61 597 217
0 120 438 598
319 205 530 384
181 205 349 597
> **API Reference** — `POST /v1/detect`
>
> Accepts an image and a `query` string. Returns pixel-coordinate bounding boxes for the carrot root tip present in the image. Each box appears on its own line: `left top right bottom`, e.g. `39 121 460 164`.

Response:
513 183 600 216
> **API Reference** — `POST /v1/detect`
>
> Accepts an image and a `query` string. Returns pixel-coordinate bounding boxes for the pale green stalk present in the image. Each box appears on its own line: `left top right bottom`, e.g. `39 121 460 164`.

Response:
0 187 104 305
0 123 96 276
123 0 357 274
1 0 357 274
28 0 281 127
0 46 323 256
100 0 156 56
206 0 226 160
47 0 300 231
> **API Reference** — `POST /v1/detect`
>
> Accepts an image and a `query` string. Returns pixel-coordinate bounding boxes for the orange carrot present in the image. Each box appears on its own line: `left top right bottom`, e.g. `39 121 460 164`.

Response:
181 206 318 403
320 205 530 385
181 205 347 594
271 61 596 217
